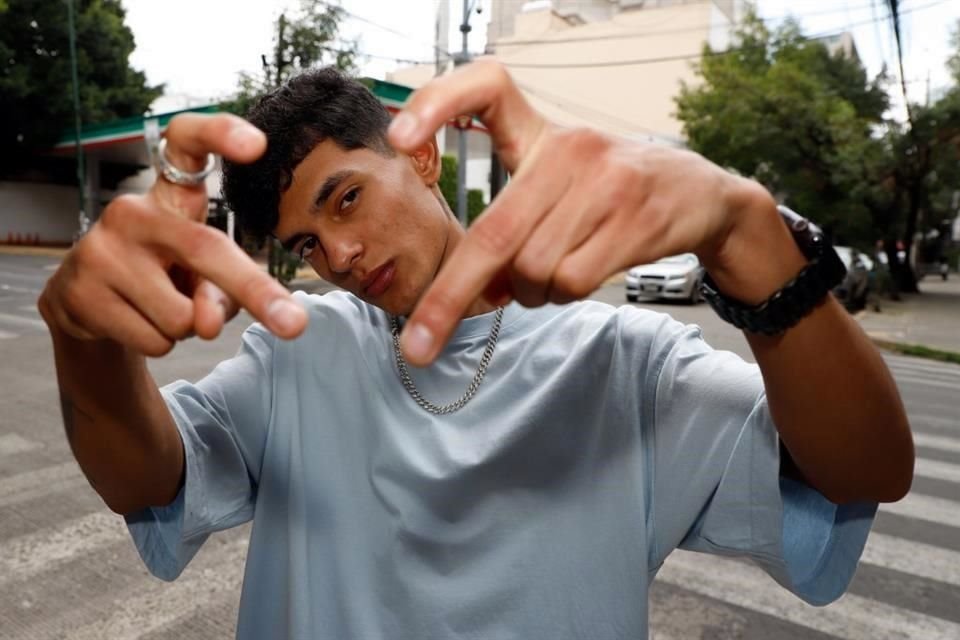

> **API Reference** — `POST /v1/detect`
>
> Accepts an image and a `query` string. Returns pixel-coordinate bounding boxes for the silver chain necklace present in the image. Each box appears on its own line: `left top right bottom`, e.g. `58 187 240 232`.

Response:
389 307 504 415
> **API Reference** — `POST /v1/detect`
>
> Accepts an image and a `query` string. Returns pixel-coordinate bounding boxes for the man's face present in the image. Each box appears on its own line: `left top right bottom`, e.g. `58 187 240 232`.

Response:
275 138 456 316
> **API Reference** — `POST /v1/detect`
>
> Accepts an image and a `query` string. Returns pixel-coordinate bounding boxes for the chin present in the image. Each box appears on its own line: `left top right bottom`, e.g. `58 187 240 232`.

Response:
364 289 418 318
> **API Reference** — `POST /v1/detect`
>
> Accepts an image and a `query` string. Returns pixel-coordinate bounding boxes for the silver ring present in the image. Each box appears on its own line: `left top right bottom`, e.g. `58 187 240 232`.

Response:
155 137 217 186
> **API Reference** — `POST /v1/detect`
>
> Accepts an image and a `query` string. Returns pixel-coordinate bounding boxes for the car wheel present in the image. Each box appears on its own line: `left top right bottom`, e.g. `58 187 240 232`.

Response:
626 294 638 302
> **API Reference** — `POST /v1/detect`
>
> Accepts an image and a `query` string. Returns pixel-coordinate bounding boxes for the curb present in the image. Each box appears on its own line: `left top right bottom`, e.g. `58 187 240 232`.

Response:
869 337 960 366
0 246 70 258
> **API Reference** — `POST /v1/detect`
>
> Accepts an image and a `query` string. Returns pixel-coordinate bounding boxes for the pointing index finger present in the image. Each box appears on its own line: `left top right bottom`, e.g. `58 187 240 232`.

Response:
150 113 267 221
399 154 569 366
387 59 545 173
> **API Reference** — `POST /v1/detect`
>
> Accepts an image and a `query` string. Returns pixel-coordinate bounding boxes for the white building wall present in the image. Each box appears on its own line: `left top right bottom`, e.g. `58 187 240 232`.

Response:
0 182 80 245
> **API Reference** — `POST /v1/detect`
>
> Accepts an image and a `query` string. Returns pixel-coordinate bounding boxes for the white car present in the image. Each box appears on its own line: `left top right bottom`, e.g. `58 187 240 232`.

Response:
625 253 705 304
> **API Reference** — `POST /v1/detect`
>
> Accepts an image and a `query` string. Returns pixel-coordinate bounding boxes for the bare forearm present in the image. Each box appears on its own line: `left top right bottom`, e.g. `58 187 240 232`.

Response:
48 325 184 514
747 297 913 503
707 183 913 504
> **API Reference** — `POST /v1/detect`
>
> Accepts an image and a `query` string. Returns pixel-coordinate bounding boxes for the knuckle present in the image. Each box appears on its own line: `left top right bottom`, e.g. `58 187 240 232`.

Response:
559 128 609 156
512 250 550 284
143 336 175 358
61 282 88 319
164 114 191 141
552 266 595 300
163 304 195 339
180 223 222 259
477 59 511 87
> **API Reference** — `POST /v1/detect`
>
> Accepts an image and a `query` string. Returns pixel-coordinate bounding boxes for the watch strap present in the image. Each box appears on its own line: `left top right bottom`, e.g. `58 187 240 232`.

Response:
699 206 847 336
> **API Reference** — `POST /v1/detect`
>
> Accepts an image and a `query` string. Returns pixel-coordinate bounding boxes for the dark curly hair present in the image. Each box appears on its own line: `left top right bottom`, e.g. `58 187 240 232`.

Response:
221 67 394 239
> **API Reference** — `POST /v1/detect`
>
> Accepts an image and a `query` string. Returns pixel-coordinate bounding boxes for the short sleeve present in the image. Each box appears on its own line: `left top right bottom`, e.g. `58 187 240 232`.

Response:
124 324 275 581
645 319 877 605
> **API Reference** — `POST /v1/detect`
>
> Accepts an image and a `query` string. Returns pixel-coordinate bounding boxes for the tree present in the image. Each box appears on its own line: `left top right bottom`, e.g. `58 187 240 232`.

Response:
438 155 486 226
222 0 357 116
0 0 162 176
222 0 357 282
677 12 960 294
676 13 889 249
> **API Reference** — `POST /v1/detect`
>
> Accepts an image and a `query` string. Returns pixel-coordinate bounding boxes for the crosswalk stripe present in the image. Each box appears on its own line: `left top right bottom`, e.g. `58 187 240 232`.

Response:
915 457 960 484
0 512 125 585
881 492 960 529
862 532 960 587
893 375 960 390
657 550 960 640
914 432 960 453
0 434 42 457
0 310 46 329
885 356 960 375
0 462 84 509
61 538 247 640
909 413 959 430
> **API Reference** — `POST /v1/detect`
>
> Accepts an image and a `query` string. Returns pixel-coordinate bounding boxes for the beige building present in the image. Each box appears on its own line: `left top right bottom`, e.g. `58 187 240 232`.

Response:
389 1 746 204
392 0 746 146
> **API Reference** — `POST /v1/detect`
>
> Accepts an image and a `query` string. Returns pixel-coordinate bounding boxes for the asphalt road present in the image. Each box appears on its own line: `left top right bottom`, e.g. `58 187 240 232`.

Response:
0 254 958 639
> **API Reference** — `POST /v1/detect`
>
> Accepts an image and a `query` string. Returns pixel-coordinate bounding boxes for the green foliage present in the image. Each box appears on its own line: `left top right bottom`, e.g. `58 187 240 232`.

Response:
220 0 355 284
467 189 486 226
220 0 357 118
675 12 889 247
677 12 960 293
438 155 487 226
438 155 458 211
0 0 162 176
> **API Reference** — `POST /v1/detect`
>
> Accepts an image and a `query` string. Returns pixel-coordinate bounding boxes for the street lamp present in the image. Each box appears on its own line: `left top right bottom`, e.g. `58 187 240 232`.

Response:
65 0 89 240
453 0 482 227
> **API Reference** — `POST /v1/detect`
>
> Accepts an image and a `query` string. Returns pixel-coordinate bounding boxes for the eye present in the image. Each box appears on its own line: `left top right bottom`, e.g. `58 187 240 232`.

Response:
298 236 319 261
339 186 361 212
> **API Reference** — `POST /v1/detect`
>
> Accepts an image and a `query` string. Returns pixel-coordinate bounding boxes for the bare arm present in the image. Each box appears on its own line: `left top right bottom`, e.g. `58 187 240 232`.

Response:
707 185 913 504
40 114 307 515
388 60 913 505
43 322 182 514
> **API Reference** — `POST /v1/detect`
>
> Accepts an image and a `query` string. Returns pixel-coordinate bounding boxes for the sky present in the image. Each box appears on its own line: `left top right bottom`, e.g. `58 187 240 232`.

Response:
123 0 960 116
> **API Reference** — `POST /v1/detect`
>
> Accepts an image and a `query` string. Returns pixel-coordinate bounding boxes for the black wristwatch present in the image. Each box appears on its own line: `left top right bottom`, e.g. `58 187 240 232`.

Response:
699 205 846 336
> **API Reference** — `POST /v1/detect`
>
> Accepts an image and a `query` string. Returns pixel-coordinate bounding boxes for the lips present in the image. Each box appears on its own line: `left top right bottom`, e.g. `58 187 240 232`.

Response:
362 260 395 299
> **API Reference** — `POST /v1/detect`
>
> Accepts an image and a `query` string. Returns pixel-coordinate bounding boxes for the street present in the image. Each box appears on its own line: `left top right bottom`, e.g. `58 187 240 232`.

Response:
0 253 958 639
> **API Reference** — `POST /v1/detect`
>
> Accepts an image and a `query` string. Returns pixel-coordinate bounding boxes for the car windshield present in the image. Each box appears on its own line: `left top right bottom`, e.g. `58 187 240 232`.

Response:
656 254 698 265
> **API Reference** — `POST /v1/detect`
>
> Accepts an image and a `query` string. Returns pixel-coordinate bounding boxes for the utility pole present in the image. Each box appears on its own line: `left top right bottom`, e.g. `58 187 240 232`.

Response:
66 0 88 240
454 0 481 226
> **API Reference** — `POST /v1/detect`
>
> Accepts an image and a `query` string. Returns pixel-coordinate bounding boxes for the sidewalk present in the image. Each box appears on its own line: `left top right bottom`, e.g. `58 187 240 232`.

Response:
857 276 960 355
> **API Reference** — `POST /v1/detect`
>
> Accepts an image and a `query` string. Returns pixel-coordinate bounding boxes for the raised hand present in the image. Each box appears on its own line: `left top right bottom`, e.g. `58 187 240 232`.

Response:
39 113 308 356
388 60 784 366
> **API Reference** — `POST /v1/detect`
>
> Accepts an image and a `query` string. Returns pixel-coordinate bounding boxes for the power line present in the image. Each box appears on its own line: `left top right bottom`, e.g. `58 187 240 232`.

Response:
320 0 453 60
517 81 677 141
490 0 897 48
887 0 916 125
500 0 948 70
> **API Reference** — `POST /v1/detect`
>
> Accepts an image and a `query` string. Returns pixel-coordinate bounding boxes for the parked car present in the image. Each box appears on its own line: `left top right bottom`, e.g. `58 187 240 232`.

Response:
833 246 870 310
625 253 705 304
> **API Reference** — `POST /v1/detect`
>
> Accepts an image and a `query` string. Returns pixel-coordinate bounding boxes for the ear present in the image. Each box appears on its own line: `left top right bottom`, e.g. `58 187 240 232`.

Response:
408 135 442 186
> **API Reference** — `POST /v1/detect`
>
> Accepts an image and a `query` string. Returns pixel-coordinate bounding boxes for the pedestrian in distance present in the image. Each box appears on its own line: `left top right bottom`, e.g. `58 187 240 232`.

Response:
39 60 914 639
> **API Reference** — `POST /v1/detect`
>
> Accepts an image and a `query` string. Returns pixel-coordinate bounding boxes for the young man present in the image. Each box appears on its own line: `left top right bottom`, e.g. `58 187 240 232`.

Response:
40 62 913 639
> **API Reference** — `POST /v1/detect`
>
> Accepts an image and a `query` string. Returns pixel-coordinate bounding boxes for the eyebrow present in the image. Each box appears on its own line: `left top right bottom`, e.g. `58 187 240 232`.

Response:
315 169 355 210
279 169 356 252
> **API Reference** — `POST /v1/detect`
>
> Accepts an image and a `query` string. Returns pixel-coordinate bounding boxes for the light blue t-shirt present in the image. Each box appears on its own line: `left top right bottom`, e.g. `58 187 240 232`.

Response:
126 291 876 639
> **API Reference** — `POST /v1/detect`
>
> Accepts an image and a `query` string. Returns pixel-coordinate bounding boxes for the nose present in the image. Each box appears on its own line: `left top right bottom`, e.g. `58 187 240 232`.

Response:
324 235 362 274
